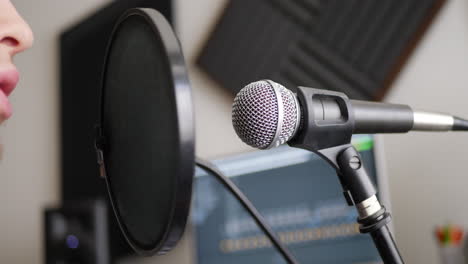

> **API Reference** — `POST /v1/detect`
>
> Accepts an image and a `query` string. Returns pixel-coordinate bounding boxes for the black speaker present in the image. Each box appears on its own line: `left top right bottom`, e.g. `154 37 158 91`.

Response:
44 200 109 264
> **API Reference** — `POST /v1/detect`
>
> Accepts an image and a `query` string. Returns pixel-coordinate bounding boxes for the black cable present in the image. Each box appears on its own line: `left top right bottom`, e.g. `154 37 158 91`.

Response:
453 117 468 131
196 158 300 264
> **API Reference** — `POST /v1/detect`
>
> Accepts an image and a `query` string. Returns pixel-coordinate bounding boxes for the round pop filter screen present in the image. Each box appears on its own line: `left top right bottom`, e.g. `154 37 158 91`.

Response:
98 8 194 255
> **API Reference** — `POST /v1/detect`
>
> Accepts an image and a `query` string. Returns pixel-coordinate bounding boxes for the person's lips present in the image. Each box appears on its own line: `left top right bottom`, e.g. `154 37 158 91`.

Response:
0 69 19 96
0 69 20 119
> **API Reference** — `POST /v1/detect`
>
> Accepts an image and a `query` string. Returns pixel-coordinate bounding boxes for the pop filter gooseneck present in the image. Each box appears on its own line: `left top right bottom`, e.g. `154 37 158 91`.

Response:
95 8 194 256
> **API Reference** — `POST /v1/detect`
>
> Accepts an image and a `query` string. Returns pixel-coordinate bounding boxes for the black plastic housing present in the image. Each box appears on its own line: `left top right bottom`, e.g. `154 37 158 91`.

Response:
337 147 377 204
351 100 413 133
288 86 355 151
453 117 468 131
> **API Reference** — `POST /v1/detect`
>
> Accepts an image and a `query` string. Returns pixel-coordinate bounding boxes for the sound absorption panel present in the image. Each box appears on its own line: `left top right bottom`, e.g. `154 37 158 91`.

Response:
197 0 446 100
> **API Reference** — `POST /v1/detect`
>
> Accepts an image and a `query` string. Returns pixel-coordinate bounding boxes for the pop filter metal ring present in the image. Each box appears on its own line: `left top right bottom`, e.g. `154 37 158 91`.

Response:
95 8 194 256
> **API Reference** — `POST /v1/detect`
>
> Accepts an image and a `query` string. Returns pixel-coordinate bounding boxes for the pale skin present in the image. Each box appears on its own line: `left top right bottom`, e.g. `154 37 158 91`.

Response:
0 0 34 124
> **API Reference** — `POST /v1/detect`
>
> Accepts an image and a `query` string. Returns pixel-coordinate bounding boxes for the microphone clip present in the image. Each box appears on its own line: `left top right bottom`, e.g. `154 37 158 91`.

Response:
288 87 355 152
94 124 107 179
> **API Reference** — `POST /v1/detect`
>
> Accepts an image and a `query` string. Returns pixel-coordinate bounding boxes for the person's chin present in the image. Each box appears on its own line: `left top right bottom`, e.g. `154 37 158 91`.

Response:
0 106 5 160
0 104 11 125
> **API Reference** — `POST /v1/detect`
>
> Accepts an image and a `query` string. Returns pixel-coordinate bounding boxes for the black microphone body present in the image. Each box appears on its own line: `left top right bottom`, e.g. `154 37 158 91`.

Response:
350 100 413 134
302 89 415 134
231 80 468 151
298 85 465 135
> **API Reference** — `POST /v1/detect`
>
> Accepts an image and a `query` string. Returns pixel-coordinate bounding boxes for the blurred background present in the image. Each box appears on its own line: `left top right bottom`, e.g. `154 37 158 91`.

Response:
1 0 468 263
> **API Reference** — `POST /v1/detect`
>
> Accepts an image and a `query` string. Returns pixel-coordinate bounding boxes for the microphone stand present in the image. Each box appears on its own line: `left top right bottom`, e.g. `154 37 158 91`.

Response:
316 144 404 264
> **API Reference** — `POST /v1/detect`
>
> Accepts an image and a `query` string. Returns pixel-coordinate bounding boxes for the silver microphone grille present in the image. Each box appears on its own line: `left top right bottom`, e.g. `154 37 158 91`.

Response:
232 80 301 149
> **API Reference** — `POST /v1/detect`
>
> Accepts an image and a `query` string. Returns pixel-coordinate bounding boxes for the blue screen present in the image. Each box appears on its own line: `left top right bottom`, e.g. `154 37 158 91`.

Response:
193 136 382 264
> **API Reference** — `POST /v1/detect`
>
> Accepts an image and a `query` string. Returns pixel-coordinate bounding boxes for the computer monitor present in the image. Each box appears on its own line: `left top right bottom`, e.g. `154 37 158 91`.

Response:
193 135 390 264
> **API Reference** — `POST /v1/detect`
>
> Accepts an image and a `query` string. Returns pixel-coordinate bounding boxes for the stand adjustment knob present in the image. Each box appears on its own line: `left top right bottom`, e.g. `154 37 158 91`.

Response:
349 156 362 169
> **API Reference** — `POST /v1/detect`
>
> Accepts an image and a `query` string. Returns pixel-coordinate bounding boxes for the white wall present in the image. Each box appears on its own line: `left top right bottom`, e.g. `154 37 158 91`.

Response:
1 0 468 263
383 0 468 263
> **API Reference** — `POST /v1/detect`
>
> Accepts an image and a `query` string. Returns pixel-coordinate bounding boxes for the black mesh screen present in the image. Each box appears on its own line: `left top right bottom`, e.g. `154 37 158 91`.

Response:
102 15 178 249
60 1 172 258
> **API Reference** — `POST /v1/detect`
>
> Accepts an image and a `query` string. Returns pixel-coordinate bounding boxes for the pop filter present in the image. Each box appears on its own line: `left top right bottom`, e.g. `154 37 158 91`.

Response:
95 8 194 256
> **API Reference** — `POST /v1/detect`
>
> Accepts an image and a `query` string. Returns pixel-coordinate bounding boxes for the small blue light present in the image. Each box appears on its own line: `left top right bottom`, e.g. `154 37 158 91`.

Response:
66 235 79 249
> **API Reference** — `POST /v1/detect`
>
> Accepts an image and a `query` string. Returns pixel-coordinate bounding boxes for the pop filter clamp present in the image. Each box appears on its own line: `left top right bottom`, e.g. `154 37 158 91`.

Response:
288 87 404 264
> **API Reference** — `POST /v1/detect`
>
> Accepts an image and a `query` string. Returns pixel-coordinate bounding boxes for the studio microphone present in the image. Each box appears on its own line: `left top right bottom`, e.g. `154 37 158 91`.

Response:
232 79 468 264
232 80 468 150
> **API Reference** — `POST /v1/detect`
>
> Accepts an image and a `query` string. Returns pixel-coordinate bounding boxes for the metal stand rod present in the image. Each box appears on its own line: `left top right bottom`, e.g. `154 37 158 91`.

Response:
330 145 405 264
371 225 404 264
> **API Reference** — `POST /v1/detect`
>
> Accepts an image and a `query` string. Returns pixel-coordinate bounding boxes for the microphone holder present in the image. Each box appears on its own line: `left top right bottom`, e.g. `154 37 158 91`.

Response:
289 87 404 263
318 144 404 264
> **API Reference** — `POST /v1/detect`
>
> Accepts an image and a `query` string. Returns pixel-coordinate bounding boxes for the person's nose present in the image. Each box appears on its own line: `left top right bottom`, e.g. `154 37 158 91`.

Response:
0 9 34 56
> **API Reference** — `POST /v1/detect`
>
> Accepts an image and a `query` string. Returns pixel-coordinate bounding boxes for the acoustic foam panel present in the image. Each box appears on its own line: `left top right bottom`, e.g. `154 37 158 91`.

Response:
197 0 446 100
